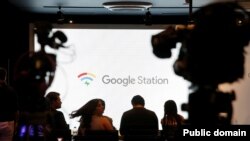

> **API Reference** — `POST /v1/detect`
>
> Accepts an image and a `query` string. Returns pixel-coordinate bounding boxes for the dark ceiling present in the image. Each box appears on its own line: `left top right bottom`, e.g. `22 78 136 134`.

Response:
8 0 213 16
7 0 250 24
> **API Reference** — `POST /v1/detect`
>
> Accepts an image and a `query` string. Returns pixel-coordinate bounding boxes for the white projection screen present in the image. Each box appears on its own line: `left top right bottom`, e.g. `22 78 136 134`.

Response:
33 24 250 130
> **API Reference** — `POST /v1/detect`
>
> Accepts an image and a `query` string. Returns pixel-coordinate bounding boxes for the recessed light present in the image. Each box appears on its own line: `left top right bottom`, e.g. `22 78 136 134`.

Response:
103 1 152 11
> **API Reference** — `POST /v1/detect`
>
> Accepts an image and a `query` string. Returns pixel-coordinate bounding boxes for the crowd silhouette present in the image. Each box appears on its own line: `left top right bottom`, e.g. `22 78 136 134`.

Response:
1 1 250 141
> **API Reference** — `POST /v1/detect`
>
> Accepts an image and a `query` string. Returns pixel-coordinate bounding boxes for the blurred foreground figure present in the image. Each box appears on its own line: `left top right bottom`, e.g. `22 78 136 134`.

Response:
0 67 19 141
152 2 250 125
13 22 68 141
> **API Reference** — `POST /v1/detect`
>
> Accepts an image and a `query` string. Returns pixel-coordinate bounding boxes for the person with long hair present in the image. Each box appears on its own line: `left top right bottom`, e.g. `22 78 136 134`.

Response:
161 100 185 141
70 99 115 135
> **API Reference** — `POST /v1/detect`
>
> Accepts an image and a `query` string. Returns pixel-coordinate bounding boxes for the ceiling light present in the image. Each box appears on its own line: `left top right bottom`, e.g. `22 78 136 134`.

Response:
103 1 152 11
144 8 152 25
57 6 65 24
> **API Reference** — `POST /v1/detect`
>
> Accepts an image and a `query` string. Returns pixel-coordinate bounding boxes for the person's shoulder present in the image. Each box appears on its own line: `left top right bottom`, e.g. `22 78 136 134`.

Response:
55 110 65 116
123 109 133 114
177 114 185 124
145 108 156 114
100 116 113 124
103 115 112 121
49 110 64 117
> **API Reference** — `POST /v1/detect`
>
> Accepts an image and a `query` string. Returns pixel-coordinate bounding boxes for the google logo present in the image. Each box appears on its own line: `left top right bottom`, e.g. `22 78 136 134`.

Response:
102 75 136 87
78 72 96 86
102 75 168 87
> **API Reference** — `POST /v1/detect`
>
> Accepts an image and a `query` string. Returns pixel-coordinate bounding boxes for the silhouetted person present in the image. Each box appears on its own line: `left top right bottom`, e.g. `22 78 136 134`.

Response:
45 91 70 141
13 22 68 141
161 100 184 141
0 67 19 141
119 95 158 140
70 98 115 136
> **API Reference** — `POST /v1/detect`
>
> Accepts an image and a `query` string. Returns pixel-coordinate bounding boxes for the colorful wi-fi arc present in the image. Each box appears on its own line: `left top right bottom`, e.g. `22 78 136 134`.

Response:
77 72 96 86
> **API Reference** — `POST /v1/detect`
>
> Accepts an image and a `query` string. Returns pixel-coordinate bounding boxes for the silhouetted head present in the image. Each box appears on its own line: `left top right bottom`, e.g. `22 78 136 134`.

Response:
131 95 145 106
70 98 105 118
70 98 105 128
45 91 62 110
164 100 178 116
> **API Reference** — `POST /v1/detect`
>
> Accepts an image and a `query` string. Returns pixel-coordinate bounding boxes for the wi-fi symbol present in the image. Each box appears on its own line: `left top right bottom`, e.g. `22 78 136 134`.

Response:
78 72 96 86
